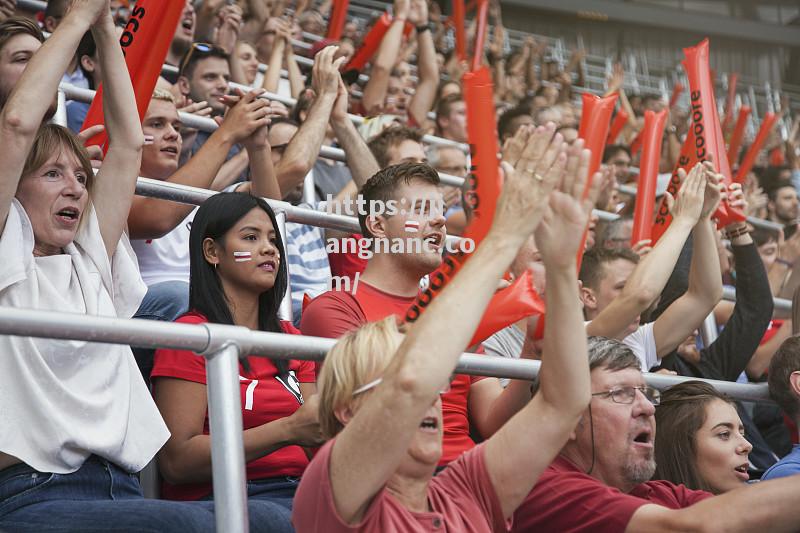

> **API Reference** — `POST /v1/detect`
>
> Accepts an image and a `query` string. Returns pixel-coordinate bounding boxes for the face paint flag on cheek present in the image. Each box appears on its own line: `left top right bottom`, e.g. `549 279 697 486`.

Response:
405 220 420 233
234 251 252 262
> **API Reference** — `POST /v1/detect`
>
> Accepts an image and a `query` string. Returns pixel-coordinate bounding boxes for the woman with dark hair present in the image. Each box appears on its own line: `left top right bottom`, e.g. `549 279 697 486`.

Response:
654 381 752 494
151 192 323 532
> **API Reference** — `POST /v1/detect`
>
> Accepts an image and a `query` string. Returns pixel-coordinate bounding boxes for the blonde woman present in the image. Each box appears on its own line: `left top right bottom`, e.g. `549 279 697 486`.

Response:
293 129 601 531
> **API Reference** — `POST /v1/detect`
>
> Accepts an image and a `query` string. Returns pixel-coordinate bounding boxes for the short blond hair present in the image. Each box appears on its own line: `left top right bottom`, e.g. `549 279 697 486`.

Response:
317 317 404 439
151 88 176 104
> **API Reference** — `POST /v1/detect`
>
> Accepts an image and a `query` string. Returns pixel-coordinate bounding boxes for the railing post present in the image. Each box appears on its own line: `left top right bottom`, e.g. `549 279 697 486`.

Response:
53 89 67 128
303 171 316 205
699 312 719 347
205 341 249 533
274 211 294 322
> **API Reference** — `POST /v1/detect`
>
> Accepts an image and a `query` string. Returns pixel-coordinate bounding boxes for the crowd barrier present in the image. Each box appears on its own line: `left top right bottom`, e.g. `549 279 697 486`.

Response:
0 304 773 531
135 176 793 322
58 81 791 236
58 83 467 187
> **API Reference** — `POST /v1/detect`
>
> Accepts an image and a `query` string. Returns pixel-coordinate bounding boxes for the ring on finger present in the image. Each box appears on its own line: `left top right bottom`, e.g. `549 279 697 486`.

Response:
525 168 544 182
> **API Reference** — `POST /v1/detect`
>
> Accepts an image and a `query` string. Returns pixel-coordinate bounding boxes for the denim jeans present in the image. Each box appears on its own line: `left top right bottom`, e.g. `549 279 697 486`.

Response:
132 281 190 387
0 456 215 532
200 476 300 533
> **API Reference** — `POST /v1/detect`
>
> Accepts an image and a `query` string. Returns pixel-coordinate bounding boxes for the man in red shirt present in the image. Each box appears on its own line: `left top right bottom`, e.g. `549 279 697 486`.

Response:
302 155 540 466
326 125 428 280
513 337 800 532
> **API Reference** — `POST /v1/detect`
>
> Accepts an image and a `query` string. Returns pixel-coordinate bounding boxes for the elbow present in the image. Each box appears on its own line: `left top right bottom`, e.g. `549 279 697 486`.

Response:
628 286 658 311
0 109 38 138
157 453 193 485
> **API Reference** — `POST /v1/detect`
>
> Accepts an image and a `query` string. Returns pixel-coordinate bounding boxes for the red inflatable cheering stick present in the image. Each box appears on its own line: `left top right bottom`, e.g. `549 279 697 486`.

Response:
452 0 466 61
607 110 629 145
682 38 744 226
327 0 350 40
343 12 392 73
735 112 779 184
576 92 618 268
630 110 668 245
401 67 544 345
81 0 186 149
727 105 751 167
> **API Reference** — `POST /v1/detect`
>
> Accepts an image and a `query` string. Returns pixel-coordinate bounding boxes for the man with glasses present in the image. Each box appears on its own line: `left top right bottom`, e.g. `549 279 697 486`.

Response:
513 337 800 532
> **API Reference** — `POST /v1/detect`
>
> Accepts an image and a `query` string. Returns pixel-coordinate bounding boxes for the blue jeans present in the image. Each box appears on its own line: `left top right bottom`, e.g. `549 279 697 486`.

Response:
200 476 299 533
132 281 190 387
0 456 215 532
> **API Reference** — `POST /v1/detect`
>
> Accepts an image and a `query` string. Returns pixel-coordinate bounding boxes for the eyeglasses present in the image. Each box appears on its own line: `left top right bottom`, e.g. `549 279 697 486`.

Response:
591 386 661 406
353 376 453 396
179 42 225 76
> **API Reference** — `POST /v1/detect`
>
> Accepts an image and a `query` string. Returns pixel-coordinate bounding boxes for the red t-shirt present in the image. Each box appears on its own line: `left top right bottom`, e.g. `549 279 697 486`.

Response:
327 233 368 281
151 312 316 501
511 455 712 532
300 281 483 465
292 438 510 533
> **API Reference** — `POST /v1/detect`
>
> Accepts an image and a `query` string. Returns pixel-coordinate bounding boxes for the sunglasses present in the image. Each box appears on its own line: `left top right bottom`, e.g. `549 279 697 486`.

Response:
179 42 226 76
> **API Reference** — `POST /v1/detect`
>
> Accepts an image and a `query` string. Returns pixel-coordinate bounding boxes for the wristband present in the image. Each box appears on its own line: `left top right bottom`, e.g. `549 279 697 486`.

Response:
416 23 432 33
724 225 750 240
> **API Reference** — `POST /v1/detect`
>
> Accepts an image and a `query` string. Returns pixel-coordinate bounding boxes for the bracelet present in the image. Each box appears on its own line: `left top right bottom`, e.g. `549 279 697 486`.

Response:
416 23 432 33
776 258 795 268
724 225 750 240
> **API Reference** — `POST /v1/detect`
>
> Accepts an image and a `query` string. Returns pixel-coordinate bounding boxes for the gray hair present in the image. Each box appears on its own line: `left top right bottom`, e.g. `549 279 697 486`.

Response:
587 336 641 372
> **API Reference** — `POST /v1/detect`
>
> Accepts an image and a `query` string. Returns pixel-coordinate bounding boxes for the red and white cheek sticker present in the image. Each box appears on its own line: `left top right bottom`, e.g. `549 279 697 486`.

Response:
233 251 252 262
404 220 420 233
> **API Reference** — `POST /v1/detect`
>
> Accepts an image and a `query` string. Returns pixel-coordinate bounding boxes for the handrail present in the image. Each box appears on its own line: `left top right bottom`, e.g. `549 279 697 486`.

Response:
136 177 793 318
0 302 775 530
59 83 467 184
0 306 774 401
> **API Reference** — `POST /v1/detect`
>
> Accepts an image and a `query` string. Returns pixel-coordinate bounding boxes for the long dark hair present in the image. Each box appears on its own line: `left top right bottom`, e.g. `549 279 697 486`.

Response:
653 381 736 493
189 192 289 374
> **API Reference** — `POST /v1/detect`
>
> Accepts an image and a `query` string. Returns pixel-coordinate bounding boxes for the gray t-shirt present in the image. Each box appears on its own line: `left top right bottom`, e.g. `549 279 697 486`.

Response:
483 325 525 387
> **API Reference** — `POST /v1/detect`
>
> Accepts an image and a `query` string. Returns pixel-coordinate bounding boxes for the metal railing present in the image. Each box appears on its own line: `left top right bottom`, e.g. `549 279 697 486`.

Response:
135 176 793 321
0 305 773 530
58 83 468 185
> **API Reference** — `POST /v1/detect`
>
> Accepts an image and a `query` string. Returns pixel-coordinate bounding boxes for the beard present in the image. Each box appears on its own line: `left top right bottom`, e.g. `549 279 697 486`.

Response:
622 453 656 486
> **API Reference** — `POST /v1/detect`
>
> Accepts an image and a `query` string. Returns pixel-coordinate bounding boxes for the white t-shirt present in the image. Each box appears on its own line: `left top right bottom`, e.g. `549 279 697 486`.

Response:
0 200 170 473
622 322 659 371
131 209 197 286
584 320 659 371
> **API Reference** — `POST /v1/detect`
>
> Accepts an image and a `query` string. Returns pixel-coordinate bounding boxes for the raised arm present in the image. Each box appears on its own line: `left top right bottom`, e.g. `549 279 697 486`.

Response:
0 1 99 236
284 35 305 100
242 96 281 200
274 47 344 194
328 124 566 524
586 164 706 339
128 90 272 239
628 476 800 533
406 0 438 127
653 163 723 356
87 4 145 258
261 22 288 94
327 77 381 229
360 0 408 115
484 140 598 518
697 186 773 380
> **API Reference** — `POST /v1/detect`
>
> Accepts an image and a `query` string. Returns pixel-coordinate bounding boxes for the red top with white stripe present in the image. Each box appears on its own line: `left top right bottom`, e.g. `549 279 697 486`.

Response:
151 312 315 501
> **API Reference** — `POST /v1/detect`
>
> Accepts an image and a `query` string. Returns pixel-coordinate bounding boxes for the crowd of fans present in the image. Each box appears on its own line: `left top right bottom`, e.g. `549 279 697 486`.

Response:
3 0 800 531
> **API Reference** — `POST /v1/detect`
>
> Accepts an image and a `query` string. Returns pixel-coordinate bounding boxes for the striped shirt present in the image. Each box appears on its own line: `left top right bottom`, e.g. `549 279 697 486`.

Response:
285 201 331 326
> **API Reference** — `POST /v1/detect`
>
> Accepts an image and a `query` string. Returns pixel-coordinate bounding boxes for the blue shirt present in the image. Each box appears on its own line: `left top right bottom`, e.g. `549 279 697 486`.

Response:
285 201 331 326
761 444 800 481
